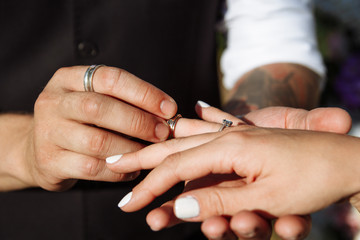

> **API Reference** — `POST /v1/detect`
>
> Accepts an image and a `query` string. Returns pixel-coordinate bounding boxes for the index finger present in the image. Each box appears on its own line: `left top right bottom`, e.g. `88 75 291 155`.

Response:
117 134 242 212
50 66 177 119
105 118 236 173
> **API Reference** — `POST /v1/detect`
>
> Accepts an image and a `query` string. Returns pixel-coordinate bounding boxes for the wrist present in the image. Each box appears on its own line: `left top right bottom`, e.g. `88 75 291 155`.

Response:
222 63 321 115
0 113 37 191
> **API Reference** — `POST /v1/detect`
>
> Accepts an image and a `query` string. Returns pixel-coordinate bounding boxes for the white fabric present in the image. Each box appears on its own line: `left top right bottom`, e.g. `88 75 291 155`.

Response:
221 0 326 89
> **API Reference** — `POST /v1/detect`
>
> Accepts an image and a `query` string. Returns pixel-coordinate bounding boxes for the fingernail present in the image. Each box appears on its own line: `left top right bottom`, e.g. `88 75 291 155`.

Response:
242 231 256 238
118 191 132 208
106 154 123 164
197 100 211 108
160 98 177 116
155 122 169 140
174 196 200 219
286 236 303 240
125 171 140 181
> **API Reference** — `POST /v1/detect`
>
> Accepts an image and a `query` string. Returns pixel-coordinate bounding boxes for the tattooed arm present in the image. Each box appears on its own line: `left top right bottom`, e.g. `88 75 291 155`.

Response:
223 63 321 115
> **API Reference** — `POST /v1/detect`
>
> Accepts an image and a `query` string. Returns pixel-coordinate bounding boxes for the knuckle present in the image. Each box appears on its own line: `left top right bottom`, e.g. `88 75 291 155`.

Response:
52 67 67 79
220 131 242 143
85 130 111 156
221 130 250 144
81 158 102 178
136 82 152 106
130 151 143 170
209 189 226 216
51 67 71 85
101 67 126 94
163 152 182 180
34 91 53 112
81 95 103 120
129 111 152 136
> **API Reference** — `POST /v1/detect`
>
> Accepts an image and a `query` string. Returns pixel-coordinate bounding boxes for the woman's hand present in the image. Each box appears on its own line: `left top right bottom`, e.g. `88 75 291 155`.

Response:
116 123 360 219
14 66 177 191
107 105 352 239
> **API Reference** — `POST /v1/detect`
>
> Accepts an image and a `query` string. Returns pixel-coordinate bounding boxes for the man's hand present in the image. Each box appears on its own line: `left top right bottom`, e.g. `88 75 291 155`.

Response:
0 66 177 191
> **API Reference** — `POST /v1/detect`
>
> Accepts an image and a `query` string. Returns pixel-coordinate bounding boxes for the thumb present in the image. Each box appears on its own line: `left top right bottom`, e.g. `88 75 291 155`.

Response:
245 107 352 133
301 107 352 133
173 185 265 222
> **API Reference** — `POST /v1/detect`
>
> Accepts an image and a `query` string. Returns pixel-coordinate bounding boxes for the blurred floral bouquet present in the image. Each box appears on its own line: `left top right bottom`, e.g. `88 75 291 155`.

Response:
334 54 360 109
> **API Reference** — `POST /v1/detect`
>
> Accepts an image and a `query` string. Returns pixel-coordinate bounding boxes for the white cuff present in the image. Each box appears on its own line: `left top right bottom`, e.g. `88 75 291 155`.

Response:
221 0 326 90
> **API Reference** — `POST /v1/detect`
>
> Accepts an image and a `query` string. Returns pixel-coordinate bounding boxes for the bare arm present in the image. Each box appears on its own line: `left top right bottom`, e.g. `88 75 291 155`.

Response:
223 63 321 115
0 113 35 191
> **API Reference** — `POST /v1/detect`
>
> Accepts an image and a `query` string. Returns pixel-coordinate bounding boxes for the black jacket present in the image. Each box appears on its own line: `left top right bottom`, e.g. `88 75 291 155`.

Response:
0 1 221 239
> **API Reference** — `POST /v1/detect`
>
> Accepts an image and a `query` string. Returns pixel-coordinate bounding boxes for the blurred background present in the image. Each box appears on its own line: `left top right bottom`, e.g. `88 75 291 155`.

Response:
290 1 360 239
217 1 360 239
315 0 360 117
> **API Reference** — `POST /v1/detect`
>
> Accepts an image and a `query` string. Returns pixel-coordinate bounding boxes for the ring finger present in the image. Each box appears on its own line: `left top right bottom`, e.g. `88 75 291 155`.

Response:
60 91 170 142
50 119 145 159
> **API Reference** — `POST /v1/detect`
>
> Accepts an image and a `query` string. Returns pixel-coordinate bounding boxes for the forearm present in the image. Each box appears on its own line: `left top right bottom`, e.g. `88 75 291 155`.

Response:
223 63 321 116
0 113 35 191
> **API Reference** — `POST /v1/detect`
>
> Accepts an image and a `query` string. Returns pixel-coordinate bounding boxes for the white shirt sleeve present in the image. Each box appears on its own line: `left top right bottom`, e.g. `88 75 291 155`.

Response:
221 0 326 90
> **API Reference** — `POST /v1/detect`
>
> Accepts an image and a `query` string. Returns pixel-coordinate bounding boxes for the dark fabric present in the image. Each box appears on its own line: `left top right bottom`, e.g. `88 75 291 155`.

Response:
0 0 221 239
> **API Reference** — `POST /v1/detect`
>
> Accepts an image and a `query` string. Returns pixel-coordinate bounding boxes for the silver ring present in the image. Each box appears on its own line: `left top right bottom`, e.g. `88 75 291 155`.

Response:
83 64 105 92
218 119 233 132
167 114 182 139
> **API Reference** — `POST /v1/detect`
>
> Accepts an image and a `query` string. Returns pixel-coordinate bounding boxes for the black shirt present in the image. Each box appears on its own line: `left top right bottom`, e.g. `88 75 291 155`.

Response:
0 1 221 239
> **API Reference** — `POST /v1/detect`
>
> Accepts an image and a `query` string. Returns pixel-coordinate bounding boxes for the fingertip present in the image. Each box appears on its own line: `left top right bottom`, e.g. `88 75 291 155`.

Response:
147 203 182 231
197 100 211 108
118 191 133 209
230 211 271 239
106 151 143 174
105 154 129 173
201 216 229 239
310 108 352 134
195 101 205 119
274 215 311 240
146 209 168 231
106 154 123 164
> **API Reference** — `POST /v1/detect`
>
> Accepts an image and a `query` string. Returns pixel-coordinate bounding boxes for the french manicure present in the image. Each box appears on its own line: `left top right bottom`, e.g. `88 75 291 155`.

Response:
197 100 210 108
174 196 200 219
106 154 123 164
118 191 132 208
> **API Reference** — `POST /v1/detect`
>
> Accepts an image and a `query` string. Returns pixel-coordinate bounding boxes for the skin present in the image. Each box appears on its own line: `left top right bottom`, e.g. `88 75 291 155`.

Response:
111 107 360 237
117 125 360 216
0 66 177 191
107 106 352 239
0 63 322 239
223 63 320 116
207 63 322 240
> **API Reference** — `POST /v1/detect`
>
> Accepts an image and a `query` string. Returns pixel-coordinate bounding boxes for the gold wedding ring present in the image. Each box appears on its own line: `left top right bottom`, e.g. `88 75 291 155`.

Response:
167 114 182 139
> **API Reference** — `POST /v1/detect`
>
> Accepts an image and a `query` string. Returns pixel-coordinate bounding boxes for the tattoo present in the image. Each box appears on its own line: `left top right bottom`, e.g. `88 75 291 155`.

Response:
223 65 319 116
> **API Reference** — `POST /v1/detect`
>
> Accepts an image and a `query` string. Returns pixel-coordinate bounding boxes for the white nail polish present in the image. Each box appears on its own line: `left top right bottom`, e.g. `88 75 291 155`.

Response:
197 100 210 108
106 154 123 164
174 196 200 219
118 192 132 208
